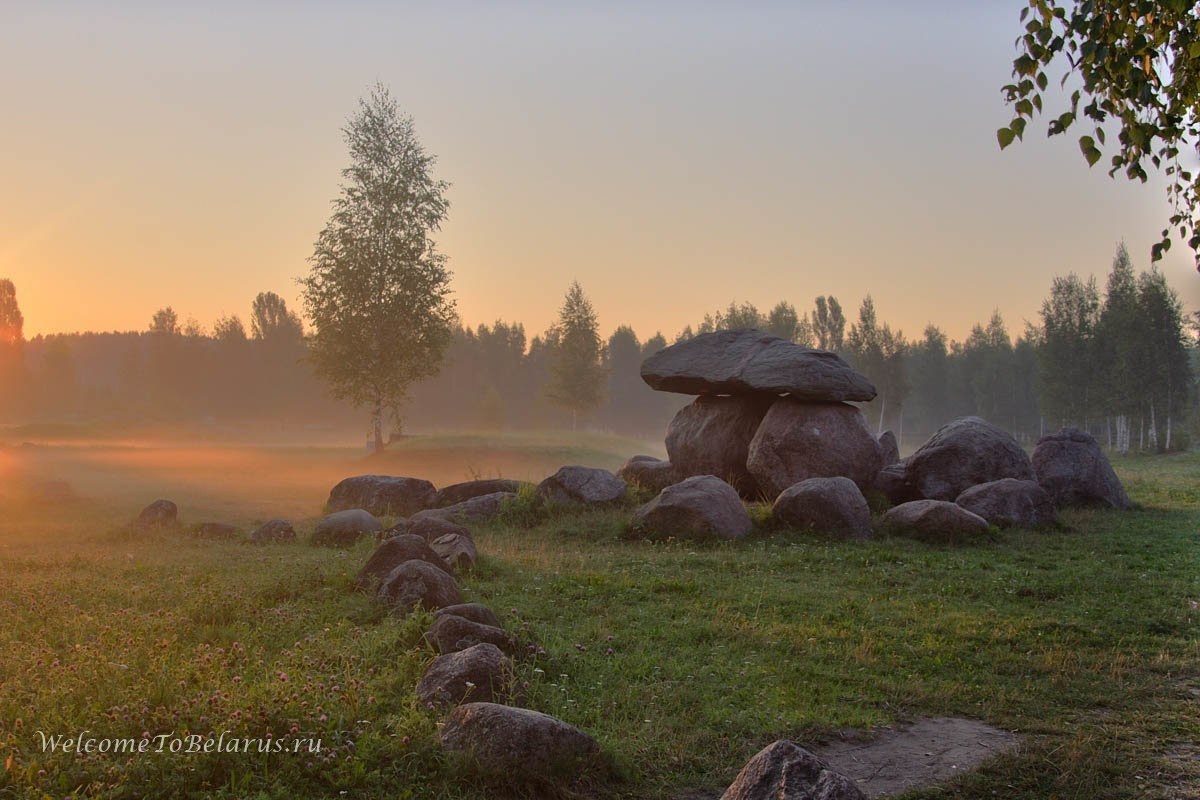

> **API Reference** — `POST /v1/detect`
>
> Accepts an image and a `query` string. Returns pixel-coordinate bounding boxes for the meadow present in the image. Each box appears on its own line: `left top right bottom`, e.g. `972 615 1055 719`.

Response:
0 430 1196 799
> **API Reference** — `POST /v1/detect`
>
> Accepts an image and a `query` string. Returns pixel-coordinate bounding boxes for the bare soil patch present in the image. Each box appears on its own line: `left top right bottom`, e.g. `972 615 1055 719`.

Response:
813 717 1020 798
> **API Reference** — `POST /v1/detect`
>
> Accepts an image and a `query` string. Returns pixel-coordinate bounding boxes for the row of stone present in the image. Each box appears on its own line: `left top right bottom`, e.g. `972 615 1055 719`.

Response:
353 509 618 782
620 469 1058 544
134 500 298 543
326 465 630 521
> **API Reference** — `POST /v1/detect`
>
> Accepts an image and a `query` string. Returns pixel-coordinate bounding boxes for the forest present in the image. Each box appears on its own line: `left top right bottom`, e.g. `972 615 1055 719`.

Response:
0 243 1194 451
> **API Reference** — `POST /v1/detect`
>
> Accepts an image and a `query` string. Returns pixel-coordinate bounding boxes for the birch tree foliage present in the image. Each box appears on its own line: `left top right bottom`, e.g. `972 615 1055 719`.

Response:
998 1 1200 266
301 84 455 445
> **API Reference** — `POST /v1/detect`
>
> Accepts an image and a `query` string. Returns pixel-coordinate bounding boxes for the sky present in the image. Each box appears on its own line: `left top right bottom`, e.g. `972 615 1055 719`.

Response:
2 2 1197 344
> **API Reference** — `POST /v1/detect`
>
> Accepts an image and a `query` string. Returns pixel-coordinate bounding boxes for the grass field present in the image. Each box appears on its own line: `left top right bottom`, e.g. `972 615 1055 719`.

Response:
0 433 1196 799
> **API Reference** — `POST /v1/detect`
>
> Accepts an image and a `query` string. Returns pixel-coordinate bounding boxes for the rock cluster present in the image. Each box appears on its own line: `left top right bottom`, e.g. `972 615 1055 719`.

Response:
642 330 882 500
629 332 1132 542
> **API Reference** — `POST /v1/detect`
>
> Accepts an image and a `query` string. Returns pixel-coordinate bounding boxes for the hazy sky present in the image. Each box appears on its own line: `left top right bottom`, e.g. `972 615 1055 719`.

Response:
3 2 1197 344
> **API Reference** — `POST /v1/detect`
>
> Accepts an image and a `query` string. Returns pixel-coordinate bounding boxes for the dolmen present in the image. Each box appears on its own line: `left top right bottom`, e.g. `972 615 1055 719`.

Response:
641 329 883 500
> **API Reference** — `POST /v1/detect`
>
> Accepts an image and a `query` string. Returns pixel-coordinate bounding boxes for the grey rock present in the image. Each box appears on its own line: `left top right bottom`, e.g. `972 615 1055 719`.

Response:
746 400 883 500
772 477 872 540
436 603 504 630
249 518 296 543
667 394 773 497
881 499 990 543
535 466 626 506
878 430 900 466
720 739 866 800
136 499 177 528
429 531 478 570
384 516 471 543
377 559 462 613
1032 427 1132 510
312 508 382 547
629 475 752 541
956 478 1057 528
872 460 910 505
413 492 516 524
435 479 532 508
439 703 602 778
425 613 516 655
616 456 679 493
416 643 512 707
357 534 453 590
903 417 1033 502
326 474 436 517
641 328 877 401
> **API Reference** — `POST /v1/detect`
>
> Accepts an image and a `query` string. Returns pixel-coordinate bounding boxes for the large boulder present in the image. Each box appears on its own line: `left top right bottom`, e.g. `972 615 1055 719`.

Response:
641 328 877 402
956 478 1057 528
535 466 626 506
720 740 865 800
416 643 512 707
377 560 461 613
413 492 517 524
356 534 453 590
136 499 178 528
901 417 1034 502
616 456 679 493
772 477 872 540
249 519 295 543
434 479 532 508
312 509 382 546
629 475 752 541
439 703 602 778
881 499 990 543
425 613 516 655
429 531 478 570
1032 428 1132 510
746 400 883 499
667 394 773 496
326 475 436 517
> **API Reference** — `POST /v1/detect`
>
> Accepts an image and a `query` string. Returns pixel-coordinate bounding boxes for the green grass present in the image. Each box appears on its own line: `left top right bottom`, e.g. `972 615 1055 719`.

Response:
0 438 1196 798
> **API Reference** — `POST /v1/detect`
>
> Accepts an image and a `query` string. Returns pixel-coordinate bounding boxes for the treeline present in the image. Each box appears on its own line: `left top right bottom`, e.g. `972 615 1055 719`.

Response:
0 292 358 433
0 244 1195 450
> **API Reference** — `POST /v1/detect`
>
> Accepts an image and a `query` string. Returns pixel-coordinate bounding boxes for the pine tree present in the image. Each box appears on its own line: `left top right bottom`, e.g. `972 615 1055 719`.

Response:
1135 268 1192 451
908 325 950 434
545 282 607 430
846 296 908 433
